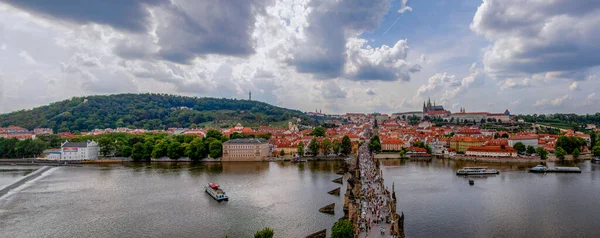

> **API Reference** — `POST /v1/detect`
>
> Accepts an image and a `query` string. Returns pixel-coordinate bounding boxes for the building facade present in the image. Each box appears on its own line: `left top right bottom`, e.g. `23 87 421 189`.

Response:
508 136 539 148
450 136 485 153
61 140 99 160
381 138 405 151
466 146 517 157
222 138 270 161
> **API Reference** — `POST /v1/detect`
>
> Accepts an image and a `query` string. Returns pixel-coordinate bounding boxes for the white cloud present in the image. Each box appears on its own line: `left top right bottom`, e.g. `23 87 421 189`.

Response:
415 63 485 106
398 0 413 14
587 92 596 100
18 50 36 64
344 38 420 81
501 78 532 89
569 81 580 91
534 94 571 108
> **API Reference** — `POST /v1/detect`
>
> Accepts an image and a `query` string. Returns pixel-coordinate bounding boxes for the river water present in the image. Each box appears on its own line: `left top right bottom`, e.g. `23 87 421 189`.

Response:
382 159 600 238
0 162 346 238
1 160 599 238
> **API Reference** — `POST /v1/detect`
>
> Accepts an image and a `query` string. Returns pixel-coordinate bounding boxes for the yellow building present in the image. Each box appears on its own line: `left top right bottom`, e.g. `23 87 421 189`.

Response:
450 136 485 153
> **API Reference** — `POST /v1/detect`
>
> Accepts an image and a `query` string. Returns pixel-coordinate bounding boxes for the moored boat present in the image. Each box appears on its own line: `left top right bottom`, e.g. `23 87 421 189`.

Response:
529 165 548 173
529 165 581 173
592 157 600 164
456 167 499 175
205 183 229 201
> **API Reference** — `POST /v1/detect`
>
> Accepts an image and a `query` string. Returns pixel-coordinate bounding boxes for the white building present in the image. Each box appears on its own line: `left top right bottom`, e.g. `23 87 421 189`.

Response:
465 146 517 157
508 136 538 148
61 140 99 160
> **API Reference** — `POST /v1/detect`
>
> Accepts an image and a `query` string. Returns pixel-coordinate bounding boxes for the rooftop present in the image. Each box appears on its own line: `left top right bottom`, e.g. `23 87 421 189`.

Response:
224 138 268 144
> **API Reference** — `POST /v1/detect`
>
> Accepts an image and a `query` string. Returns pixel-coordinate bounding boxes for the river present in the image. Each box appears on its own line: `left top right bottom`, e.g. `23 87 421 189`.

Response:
0 161 346 238
1 160 599 238
382 159 600 238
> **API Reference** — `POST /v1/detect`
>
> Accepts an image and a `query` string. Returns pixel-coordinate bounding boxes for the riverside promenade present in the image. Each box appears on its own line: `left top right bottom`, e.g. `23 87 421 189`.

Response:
344 143 404 238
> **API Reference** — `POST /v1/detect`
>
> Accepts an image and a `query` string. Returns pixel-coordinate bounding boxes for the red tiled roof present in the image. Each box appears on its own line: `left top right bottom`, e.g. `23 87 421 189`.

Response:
467 146 516 153
509 135 538 140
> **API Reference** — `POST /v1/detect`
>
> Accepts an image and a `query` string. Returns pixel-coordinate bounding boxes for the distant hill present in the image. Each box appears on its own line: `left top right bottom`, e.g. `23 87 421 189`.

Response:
0 93 315 132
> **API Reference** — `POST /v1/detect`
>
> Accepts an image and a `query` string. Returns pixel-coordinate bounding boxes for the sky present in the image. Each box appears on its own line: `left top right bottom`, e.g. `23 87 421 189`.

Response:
0 0 599 115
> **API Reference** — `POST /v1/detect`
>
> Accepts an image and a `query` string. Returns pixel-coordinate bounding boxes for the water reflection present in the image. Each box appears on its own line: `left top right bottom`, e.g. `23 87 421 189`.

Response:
0 161 345 238
382 159 600 238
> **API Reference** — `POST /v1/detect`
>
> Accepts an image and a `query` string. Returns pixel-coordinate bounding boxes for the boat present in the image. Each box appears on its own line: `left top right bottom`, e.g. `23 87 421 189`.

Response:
468 179 474 185
291 157 307 163
456 167 499 175
529 165 581 173
592 157 600 164
205 183 229 201
529 165 548 173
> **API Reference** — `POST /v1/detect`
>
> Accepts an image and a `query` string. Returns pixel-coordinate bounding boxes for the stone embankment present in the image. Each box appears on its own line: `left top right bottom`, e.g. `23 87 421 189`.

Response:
0 166 53 197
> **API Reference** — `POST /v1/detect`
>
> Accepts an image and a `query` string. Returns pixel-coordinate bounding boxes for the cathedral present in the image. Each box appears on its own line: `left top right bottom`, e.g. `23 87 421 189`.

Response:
423 97 446 113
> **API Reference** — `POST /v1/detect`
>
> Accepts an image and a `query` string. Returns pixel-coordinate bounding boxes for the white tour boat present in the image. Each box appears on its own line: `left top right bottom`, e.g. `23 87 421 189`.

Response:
205 183 229 201
456 167 499 176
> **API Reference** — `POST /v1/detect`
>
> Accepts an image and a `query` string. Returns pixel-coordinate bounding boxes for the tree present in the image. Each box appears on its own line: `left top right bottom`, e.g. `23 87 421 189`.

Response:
121 145 132 158
167 141 183 160
297 141 305 156
399 148 407 159
341 136 352 155
536 147 548 160
368 135 381 153
131 142 145 161
186 138 205 161
254 227 274 238
98 137 115 157
309 138 320 156
152 140 169 158
279 150 285 157
572 148 580 159
555 147 567 163
331 219 353 238
593 145 600 157
321 138 332 155
591 132 597 149
513 142 526 153
556 136 586 154
206 129 223 140
143 141 154 160
209 140 223 158
526 145 536 155
230 132 245 139
332 139 341 154
310 126 326 137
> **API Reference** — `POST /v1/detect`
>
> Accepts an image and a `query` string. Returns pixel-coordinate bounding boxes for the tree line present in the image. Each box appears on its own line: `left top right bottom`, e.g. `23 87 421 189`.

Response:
80 130 228 161
296 128 352 157
0 138 48 158
0 93 316 132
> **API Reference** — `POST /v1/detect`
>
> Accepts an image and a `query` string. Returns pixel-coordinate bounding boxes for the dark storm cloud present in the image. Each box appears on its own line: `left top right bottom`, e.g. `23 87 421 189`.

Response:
290 0 392 78
4 0 166 32
472 0 600 80
5 0 270 63
154 0 270 64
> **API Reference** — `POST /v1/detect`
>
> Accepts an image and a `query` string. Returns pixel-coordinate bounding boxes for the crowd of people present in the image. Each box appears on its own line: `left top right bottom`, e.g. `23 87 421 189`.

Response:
356 144 394 238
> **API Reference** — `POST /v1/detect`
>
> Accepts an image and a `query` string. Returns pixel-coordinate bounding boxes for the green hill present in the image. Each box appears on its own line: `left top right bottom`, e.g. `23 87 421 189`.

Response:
0 93 315 132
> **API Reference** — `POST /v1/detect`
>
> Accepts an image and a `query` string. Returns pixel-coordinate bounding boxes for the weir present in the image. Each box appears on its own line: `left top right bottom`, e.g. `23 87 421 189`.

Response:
0 166 52 197
343 143 405 237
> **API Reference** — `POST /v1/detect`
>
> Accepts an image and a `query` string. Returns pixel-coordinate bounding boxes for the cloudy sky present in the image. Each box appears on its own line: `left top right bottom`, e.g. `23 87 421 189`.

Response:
0 0 599 115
